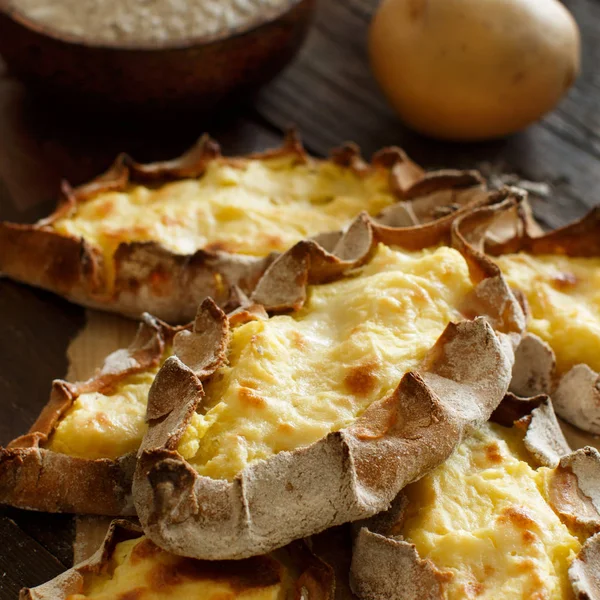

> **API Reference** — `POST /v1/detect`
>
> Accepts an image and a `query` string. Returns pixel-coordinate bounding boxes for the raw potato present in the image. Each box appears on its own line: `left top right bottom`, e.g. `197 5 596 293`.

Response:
369 0 581 141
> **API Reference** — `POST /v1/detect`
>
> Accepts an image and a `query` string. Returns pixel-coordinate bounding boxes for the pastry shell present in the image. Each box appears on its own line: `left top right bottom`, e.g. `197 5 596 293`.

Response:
0 315 178 515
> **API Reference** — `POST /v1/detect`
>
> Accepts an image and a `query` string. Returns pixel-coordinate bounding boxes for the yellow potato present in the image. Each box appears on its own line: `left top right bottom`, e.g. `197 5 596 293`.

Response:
369 0 581 141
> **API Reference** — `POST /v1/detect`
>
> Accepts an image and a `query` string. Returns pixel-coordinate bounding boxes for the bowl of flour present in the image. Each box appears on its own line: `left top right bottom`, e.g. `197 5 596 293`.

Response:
0 0 315 113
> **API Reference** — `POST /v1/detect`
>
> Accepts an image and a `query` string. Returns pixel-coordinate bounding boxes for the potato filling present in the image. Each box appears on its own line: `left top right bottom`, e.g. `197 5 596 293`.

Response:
68 536 289 600
52 156 396 285
496 253 600 373
48 363 164 460
400 422 581 600
178 244 473 480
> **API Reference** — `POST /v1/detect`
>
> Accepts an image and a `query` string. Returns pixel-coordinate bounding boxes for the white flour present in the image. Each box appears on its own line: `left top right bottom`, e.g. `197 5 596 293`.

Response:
11 0 292 44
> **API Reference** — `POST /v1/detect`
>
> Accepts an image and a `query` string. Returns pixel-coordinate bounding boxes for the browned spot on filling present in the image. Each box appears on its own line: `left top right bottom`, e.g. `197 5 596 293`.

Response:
344 362 379 396
466 580 485 596
130 538 164 564
146 555 283 593
95 413 112 428
484 442 503 465
522 530 537 544
263 234 284 252
291 330 306 350
483 565 495 578
551 272 578 290
238 379 258 390
238 386 267 409
278 422 295 435
497 506 539 535
516 558 536 574
435 569 455 584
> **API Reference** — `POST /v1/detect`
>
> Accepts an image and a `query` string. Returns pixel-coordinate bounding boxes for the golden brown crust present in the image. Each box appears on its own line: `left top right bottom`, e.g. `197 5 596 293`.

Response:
0 315 179 515
133 195 524 560
20 520 335 600
0 134 485 323
350 395 600 600
474 199 600 436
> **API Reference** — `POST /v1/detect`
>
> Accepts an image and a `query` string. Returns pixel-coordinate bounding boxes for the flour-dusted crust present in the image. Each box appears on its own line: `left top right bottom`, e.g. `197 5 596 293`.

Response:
0 133 486 323
350 395 600 600
20 519 335 600
0 315 178 515
512 333 600 436
570 533 600 600
554 366 600 436
133 193 524 560
477 200 600 435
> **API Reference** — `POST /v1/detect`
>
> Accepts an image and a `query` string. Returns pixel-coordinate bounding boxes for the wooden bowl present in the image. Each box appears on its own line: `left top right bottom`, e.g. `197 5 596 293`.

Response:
0 0 315 114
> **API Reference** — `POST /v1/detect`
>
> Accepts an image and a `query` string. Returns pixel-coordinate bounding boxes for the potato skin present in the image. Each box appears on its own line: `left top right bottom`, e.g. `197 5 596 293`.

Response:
369 0 581 141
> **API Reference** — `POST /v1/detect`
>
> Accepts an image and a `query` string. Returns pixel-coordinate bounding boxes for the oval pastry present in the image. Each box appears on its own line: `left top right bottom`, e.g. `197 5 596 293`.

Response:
0 134 484 323
133 198 524 560
0 315 177 515
351 394 600 600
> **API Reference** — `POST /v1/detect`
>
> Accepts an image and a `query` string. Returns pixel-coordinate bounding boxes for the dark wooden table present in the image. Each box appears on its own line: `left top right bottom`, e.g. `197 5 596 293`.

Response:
1 0 599 596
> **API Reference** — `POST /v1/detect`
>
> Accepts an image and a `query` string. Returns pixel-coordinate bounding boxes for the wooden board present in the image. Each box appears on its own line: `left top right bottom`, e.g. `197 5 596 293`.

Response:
1 0 599 595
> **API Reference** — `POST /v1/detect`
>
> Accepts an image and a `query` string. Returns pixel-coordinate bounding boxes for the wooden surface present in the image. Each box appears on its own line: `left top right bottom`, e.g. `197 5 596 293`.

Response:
1 0 599 596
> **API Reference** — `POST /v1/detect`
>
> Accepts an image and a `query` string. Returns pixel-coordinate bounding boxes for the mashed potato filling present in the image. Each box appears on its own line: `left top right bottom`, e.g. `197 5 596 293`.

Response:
68 536 288 600
496 253 600 374
46 245 473 470
178 244 474 481
400 422 581 600
53 156 396 268
48 367 160 460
